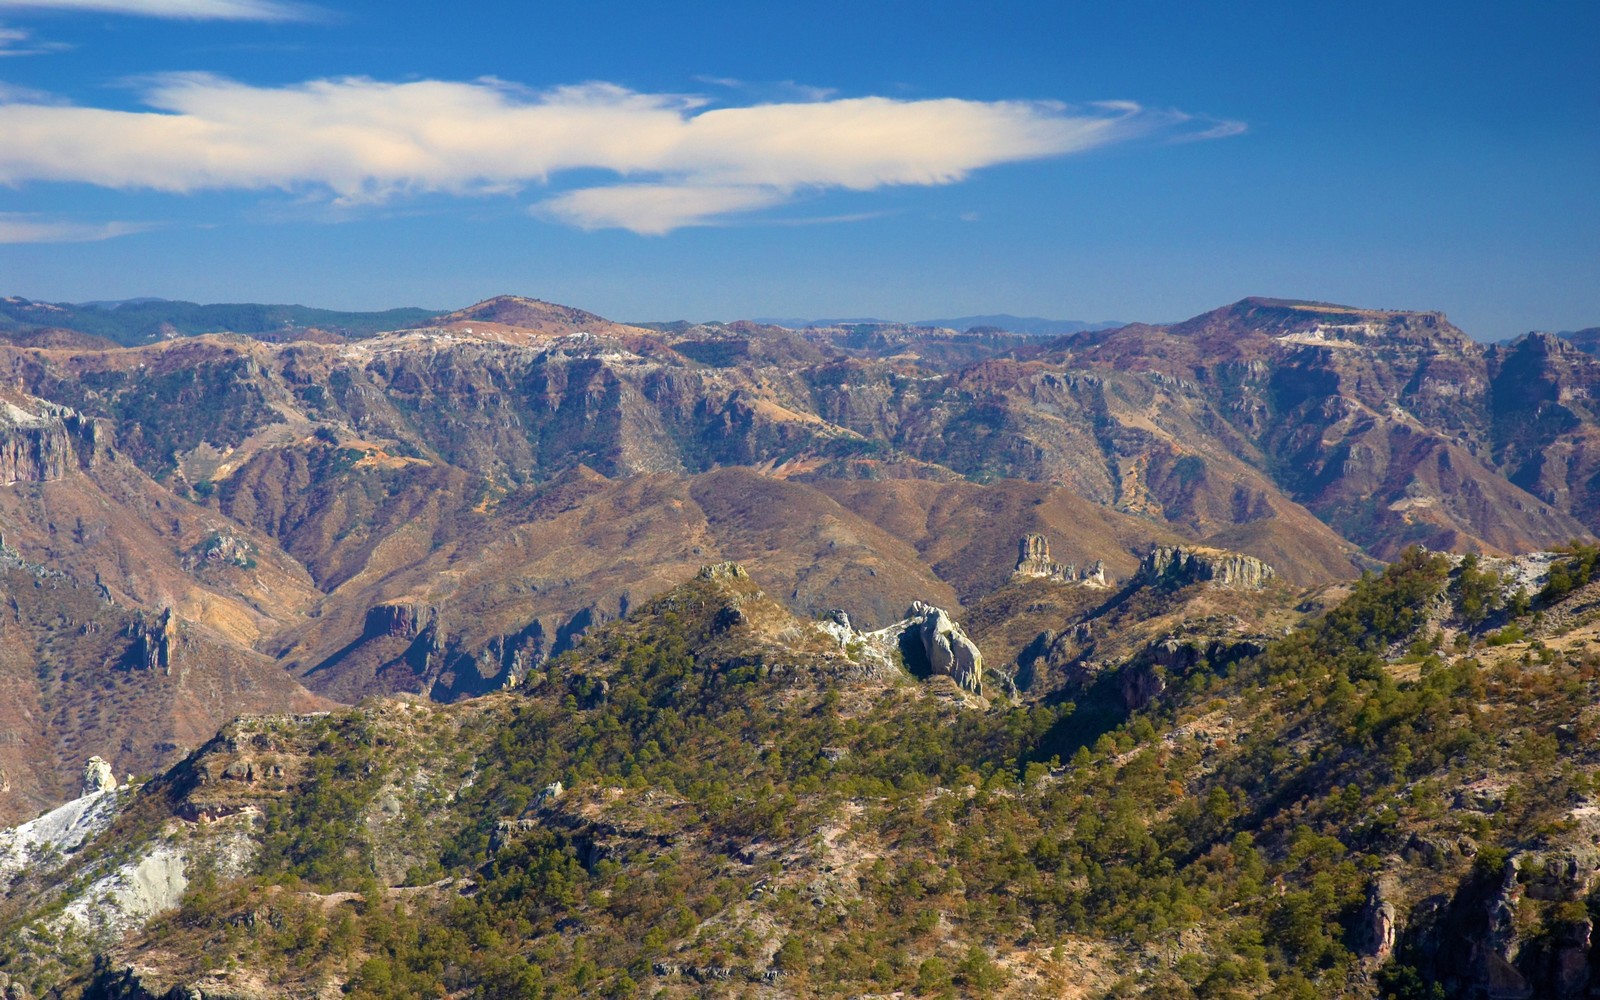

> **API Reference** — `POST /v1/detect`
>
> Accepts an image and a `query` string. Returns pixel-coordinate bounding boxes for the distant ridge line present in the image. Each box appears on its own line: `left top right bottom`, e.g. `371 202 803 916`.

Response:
750 314 1128 335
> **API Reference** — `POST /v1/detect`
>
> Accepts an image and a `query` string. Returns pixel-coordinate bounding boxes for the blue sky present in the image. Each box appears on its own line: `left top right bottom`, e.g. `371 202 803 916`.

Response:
0 1 1595 337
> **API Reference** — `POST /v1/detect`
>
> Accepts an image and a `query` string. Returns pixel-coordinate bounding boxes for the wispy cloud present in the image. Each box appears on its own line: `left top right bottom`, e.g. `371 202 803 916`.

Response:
693 75 838 103
1174 119 1248 143
0 212 154 243
0 0 317 21
0 79 63 100
0 23 69 55
0 75 1241 233
767 211 890 228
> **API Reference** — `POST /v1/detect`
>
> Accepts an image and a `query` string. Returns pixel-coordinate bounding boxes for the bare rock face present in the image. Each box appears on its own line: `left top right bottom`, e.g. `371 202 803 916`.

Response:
364 602 437 640
1354 880 1398 962
905 601 983 695
81 756 116 797
1140 544 1276 591
125 609 178 674
827 602 987 695
0 400 107 485
1083 559 1108 587
1437 849 1600 999
1015 533 1073 581
1117 663 1166 711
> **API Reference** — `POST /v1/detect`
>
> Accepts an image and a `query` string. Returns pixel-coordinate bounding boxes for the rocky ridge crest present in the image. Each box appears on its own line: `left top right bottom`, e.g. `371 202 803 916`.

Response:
1139 544 1276 591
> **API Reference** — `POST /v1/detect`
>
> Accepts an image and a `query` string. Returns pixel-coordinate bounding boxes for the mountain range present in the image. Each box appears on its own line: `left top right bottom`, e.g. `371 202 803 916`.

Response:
3 292 1600 996
0 296 440 347
750 314 1127 335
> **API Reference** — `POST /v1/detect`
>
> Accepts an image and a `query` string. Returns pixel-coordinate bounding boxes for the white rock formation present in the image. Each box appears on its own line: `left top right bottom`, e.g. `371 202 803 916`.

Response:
907 601 984 695
82 755 116 796
62 844 188 940
0 784 121 884
817 604 985 696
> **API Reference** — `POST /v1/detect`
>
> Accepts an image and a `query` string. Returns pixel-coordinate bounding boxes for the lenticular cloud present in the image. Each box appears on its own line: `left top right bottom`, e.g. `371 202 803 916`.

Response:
0 75 1237 232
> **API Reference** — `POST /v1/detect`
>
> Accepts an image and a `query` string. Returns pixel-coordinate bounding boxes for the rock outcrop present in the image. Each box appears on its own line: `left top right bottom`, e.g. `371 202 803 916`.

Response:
1354 879 1398 962
818 603 986 695
903 601 984 695
124 609 178 674
0 400 106 485
1139 545 1276 591
1012 534 1110 588
364 602 438 640
698 562 750 582
1146 636 1268 674
1015 533 1072 581
1406 846 1600 999
182 532 256 571
1117 663 1166 711
81 756 116 797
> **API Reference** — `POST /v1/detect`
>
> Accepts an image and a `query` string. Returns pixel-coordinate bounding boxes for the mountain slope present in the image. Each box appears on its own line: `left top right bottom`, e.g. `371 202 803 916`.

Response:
4 291 1600 831
6 549 1600 997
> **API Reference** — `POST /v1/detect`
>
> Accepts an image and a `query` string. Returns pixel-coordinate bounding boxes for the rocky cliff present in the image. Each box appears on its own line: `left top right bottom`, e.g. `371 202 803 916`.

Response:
1139 544 1276 590
124 609 178 674
0 398 106 485
363 602 438 640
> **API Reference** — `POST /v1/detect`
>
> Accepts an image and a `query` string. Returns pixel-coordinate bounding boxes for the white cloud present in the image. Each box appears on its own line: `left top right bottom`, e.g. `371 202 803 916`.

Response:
535 184 789 235
0 0 314 20
0 213 152 243
0 23 69 55
0 75 1240 233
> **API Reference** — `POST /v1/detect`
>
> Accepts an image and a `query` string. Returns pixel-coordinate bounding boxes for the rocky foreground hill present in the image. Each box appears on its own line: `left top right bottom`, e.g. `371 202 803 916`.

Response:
5 545 1600 998
1 293 1600 995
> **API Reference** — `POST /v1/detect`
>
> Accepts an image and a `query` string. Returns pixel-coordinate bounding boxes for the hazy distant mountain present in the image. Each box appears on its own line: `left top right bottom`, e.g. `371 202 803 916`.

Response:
77 297 173 309
915 313 1127 335
753 313 1125 335
0 295 443 346
1558 326 1600 356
